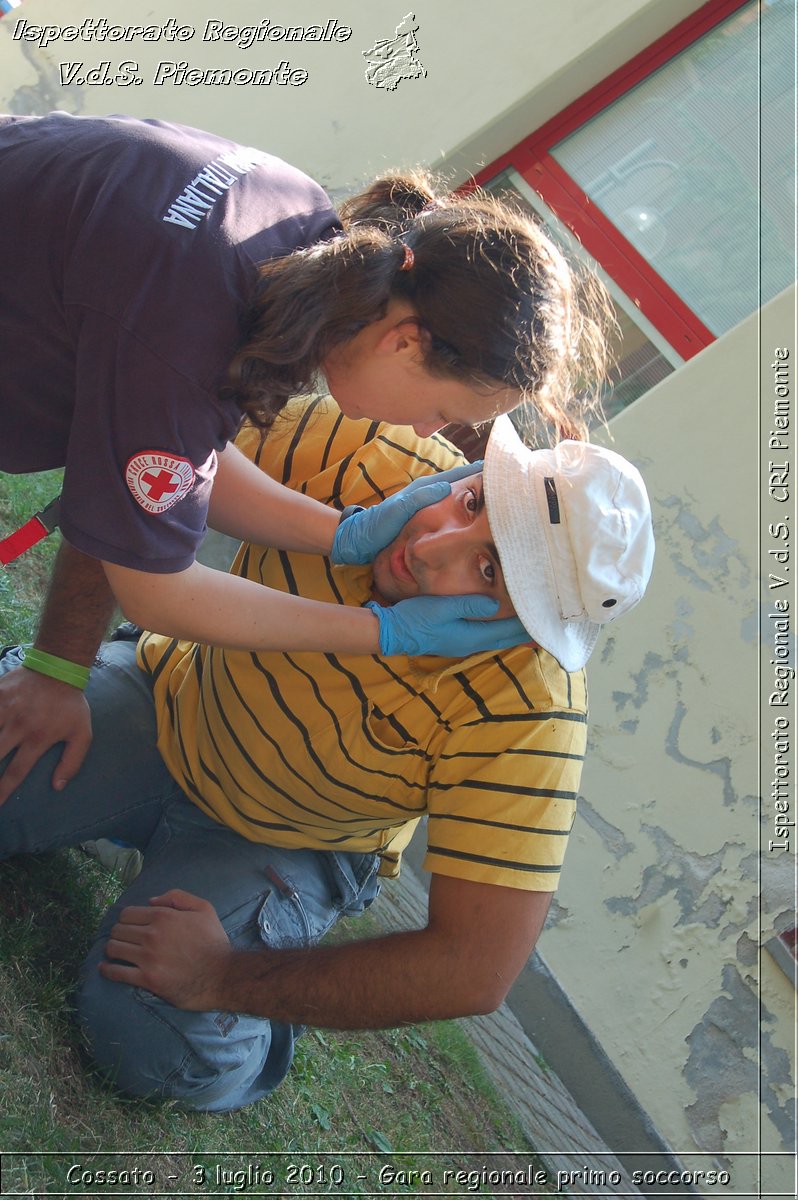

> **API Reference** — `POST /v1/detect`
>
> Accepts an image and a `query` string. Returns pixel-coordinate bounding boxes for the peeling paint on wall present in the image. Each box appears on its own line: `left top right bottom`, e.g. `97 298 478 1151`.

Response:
576 795 635 858
685 964 794 1153
5 42 84 115
665 701 738 807
611 650 672 712
605 825 743 926
658 496 752 597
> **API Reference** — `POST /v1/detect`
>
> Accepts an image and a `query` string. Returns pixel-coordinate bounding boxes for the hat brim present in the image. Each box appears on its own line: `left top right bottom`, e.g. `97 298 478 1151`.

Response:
483 416 600 672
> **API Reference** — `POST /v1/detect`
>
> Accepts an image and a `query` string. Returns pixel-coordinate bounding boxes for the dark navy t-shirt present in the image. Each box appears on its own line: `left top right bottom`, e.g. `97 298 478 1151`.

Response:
0 113 340 571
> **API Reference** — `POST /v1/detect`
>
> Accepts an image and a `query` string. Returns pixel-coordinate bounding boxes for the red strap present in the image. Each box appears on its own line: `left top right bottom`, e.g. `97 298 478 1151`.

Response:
0 516 50 565
0 497 61 566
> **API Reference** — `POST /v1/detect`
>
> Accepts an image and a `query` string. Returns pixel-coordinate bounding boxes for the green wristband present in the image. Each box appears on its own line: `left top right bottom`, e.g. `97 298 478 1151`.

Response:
22 647 91 690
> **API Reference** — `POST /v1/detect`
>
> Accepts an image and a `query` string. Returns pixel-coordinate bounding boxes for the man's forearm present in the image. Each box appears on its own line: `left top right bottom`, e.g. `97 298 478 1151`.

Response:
214 930 502 1028
102 881 545 1024
35 540 118 664
0 540 116 803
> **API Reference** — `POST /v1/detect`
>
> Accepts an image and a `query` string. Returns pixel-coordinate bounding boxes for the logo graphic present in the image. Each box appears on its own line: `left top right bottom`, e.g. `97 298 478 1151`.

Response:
125 451 195 514
363 12 426 92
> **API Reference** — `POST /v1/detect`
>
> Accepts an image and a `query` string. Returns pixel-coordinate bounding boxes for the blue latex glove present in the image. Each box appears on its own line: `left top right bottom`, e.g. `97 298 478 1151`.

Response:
331 462 484 566
399 460 483 497
365 594 529 658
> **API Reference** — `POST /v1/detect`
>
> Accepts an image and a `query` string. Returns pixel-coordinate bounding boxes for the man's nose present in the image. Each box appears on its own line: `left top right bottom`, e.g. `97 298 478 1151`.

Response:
412 526 461 568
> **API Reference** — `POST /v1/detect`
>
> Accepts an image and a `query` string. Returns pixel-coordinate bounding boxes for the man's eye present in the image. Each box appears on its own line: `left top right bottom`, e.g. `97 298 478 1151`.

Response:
464 488 479 514
478 557 495 584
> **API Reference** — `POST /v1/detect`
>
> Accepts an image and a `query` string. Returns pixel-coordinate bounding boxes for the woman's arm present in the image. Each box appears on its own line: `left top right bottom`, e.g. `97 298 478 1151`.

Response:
207 443 458 566
103 560 524 659
207 442 340 554
103 558 381 654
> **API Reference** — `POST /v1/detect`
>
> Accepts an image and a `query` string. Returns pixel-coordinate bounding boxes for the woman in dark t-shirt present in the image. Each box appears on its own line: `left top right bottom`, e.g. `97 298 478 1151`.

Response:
0 112 609 796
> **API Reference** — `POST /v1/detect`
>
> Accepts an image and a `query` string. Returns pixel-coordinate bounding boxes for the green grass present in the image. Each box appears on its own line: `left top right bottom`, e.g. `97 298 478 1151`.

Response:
0 853 535 1195
0 470 545 1197
0 468 63 644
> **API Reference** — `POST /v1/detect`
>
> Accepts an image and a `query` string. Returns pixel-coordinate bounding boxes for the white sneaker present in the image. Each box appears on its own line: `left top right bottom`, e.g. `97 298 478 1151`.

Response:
81 839 143 886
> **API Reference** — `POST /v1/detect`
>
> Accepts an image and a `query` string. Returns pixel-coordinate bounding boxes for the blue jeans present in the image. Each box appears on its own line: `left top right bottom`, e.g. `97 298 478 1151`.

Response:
0 639 379 1111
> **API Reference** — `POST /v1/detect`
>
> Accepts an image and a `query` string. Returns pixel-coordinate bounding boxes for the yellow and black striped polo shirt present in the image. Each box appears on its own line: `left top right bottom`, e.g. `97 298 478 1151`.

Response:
138 398 587 890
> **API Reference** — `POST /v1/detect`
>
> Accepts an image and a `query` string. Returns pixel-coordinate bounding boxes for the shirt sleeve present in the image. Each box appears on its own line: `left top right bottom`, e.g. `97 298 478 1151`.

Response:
423 666 588 891
58 307 240 572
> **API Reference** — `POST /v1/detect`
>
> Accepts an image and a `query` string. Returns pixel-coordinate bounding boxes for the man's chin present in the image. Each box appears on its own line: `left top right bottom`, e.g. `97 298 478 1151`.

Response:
370 571 419 607
370 586 413 606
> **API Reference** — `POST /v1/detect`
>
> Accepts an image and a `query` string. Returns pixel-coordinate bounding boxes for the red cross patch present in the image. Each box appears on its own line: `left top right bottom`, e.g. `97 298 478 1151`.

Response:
125 451 195 514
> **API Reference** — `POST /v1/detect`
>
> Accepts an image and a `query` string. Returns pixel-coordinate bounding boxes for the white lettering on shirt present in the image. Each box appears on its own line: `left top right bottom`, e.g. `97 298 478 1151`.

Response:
162 148 267 229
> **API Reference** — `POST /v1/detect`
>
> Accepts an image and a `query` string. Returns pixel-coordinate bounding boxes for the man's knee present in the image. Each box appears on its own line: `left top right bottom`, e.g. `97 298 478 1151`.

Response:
78 967 286 1111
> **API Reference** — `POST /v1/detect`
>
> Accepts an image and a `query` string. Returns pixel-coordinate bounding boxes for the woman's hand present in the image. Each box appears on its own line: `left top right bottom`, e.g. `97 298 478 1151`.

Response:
366 594 529 658
331 463 483 565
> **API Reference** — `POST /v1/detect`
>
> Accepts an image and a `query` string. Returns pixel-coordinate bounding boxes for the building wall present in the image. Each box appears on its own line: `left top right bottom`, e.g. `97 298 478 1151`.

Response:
541 285 796 1195
2 0 792 1192
1 0 700 193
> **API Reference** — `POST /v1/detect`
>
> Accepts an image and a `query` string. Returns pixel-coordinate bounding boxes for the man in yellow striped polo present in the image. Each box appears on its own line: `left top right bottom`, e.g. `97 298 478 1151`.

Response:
0 395 653 1110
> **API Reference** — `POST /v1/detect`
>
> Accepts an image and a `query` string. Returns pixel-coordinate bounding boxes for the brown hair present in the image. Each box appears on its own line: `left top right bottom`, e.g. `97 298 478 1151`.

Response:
225 170 612 443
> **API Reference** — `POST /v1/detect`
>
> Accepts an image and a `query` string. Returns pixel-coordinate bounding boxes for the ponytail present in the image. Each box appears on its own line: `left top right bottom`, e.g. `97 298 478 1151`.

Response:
224 169 611 442
337 170 436 229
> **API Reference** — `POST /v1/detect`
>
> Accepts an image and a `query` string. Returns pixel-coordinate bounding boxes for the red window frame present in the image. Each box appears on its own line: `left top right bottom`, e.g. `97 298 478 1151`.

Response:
474 0 752 360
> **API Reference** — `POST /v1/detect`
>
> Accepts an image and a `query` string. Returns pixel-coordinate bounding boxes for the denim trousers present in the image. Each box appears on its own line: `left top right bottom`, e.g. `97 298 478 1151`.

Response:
0 638 379 1111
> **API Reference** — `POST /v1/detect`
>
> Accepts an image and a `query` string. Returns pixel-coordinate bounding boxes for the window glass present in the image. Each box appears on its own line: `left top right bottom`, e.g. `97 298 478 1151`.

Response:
550 0 793 336
484 169 677 426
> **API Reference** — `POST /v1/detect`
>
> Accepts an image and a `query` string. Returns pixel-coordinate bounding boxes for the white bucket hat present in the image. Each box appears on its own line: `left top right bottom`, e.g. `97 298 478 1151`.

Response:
483 416 655 671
